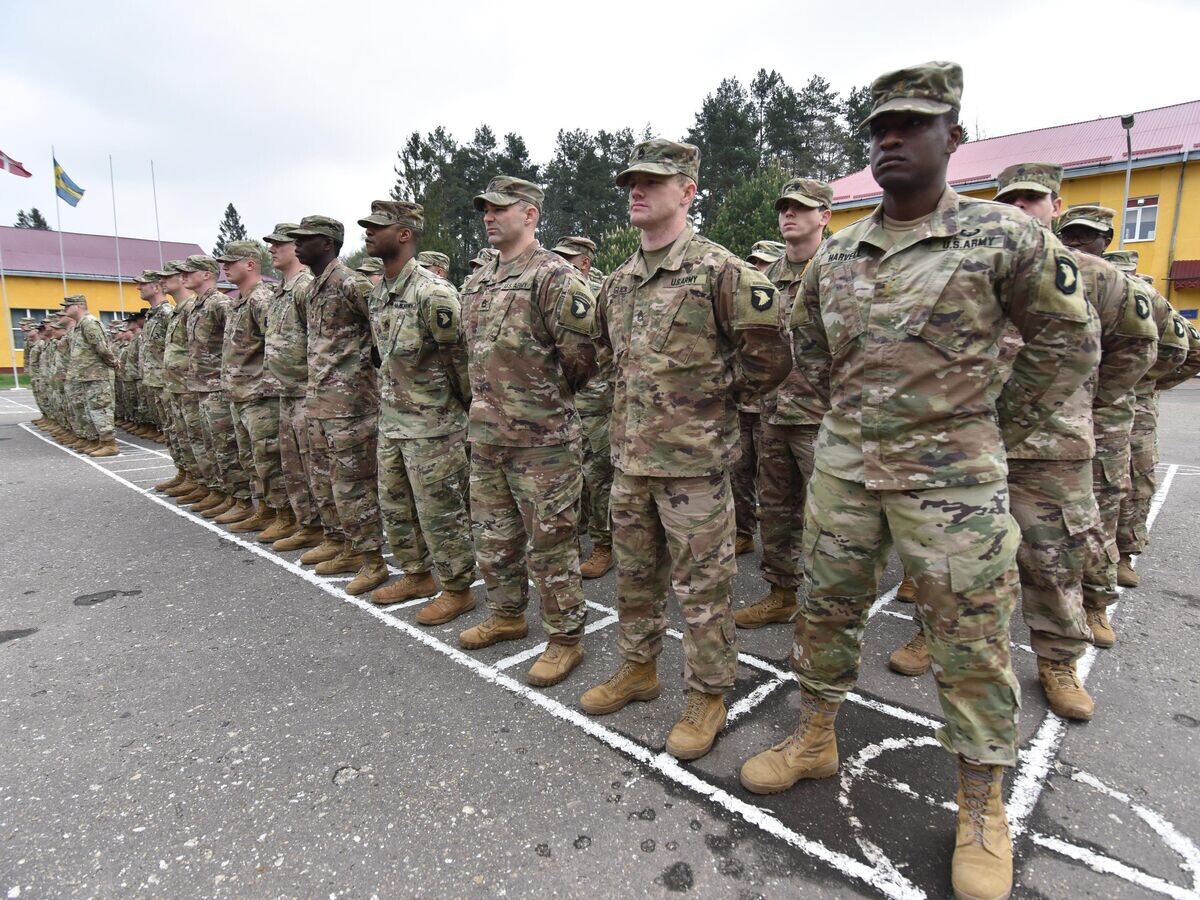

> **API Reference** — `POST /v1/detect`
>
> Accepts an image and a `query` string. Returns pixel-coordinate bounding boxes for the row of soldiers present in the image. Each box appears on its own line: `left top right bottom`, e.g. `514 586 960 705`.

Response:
20 59 1200 900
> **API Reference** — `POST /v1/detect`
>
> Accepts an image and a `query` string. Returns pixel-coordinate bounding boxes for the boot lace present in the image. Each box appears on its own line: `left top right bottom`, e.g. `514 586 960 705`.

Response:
679 692 709 727
903 630 927 655
960 765 991 845
1086 608 1108 629
1045 659 1081 690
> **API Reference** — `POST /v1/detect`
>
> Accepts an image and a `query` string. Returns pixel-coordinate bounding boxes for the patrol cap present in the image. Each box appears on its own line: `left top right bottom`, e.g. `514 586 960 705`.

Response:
417 251 450 270
616 139 701 187
1138 273 1155 285
61 294 88 309
264 223 300 244
747 240 786 264
132 269 162 284
177 254 220 274
355 257 383 275
287 215 345 243
775 177 833 210
357 200 424 231
995 163 1063 202
469 248 499 269
1103 250 1139 272
18 317 38 326
215 240 262 264
551 236 598 260
163 259 188 274
1056 205 1115 235
861 61 963 129
473 176 544 211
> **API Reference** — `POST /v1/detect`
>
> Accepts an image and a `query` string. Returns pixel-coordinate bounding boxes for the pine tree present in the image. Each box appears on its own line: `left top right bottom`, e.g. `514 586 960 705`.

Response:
595 225 641 276
14 208 50 229
213 203 248 256
686 78 759 227
705 162 786 259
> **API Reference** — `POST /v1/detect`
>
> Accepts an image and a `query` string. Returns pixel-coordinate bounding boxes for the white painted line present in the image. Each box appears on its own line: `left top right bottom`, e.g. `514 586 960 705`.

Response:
108 464 177 474
115 436 173 459
1028 832 1194 900
727 676 788 723
0 395 38 412
1007 464 1178 838
494 614 619 670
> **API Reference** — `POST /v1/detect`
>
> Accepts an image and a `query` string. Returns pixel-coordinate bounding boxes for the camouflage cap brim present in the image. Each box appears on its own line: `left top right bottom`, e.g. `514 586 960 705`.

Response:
615 162 692 188
775 192 825 211
263 232 294 244
1058 218 1112 234
472 191 522 211
859 96 954 130
994 180 1053 201
356 213 396 227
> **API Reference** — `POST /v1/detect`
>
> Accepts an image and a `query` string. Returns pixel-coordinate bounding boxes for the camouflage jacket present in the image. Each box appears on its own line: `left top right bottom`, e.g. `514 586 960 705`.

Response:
138 302 174 388
574 271 614 418
162 296 196 393
298 259 377 419
25 342 41 390
598 226 793 477
763 252 825 427
185 288 228 393
222 281 280 402
66 314 118 382
461 242 599 446
1128 283 1190 434
1008 248 1156 461
792 188 1099 491
1155 313 1200 392
117 339 139 383
265 269 313 398
369 257 470 439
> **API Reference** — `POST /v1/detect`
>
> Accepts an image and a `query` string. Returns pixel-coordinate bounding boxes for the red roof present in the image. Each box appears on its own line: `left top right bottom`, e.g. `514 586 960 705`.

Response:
832 99 1200 205
0 226 203 280
1169 259 1200 289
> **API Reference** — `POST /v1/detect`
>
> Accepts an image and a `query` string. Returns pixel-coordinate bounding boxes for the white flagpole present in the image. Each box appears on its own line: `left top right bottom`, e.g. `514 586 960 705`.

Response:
51 145 68 295
0 231 20 388
109 155 125 316
150 159 164 269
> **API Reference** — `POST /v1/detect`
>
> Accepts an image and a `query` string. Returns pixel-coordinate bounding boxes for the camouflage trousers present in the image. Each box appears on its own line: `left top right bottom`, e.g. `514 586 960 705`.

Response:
758 423 818 590
470 440 586 645
138 384 162 428
199 393 251 500
1117 426 1158 557
69 378 115 441
165 390 198 475
116 379 134 421
1082 449 1129 610
231 398 286 510
796 469 1021 766
309 415 382 553
732 410 761 539
1008 459 1097 662
279 396 317 528
180 393 217 487
580 412 613 549
612 469 737 693
379 429 475 591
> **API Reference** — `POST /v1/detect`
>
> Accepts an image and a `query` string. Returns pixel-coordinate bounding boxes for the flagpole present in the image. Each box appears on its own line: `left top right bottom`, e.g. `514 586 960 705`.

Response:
150 160 164 269
108 155 126 316
0 231 20 388
51 145 68 295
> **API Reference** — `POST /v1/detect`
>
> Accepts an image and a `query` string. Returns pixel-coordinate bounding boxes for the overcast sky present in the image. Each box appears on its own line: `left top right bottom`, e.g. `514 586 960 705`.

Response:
2 0 1197 259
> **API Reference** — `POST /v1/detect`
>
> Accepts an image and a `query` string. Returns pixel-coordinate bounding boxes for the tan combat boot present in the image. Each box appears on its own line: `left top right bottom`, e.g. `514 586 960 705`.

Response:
458 614 528 650
88 439 119 458
734 585 798 629
580 545 614 579
191 490 226 512
202 495 235 520
179 484 211 504
888 628 931 676
1086 607 1116 648
415 588 477 625
579 660 660 715
896 575 917 602
734 534 755 555
527 643 584 687
229 503 273 533
214 499 255 525
666 691 727 760
166 478 199 497
951 759 1012 900
154 470 185 492
274 525 325 552
1037 657 1094 721
370 570 438 606
740 691 840 794
256 507 297 543
1117 555 1139 588
315 549 364 576
345 552 389 595
300 538 345 566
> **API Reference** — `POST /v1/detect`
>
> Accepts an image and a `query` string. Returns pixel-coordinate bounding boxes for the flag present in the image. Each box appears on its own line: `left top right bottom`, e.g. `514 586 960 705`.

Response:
1 150 32 178
54 158 85 206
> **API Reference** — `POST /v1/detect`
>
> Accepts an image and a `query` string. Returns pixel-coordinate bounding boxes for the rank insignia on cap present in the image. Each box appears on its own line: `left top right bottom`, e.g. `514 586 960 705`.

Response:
571 292 592 319
1136 295 1151 319
1055 255 1079 294
436 308 453 329
750 286 776 311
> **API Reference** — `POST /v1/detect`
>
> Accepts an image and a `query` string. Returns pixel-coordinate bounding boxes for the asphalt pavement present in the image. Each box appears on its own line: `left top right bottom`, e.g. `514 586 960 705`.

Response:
1 383 1198 899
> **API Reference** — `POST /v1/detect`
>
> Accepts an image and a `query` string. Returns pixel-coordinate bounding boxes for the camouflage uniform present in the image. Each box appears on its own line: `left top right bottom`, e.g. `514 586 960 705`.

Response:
163 285 201 481
362 202 475 590
63 300 118 441
791 186 1099 765
117 331 139 422
462 179 600 644
264 224 318 529
219 243 287 513
138 296 175 449
599 140 793 693
291 218 383 554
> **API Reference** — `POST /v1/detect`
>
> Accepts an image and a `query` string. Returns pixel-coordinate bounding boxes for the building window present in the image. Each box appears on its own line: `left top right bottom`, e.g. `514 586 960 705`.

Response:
1123 196 1158 243
99 311 128 327
9 308 47 351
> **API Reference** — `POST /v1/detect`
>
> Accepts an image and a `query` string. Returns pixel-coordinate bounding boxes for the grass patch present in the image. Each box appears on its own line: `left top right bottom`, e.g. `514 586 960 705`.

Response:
0 373 30 391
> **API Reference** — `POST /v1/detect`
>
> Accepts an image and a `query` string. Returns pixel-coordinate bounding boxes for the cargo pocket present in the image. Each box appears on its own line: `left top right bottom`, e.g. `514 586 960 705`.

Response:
1060 496 1100 537
651 289 713 368
416 446 468 487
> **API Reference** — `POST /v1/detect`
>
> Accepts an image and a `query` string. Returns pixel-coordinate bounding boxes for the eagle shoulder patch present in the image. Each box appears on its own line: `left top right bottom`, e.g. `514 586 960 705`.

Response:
558 282 598 336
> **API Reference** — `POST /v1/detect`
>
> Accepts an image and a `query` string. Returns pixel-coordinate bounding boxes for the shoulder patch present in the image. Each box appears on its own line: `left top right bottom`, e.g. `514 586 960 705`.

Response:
430 301 460 343
1055 253 1079 295
1115 284 1160 341
558 280 598 337
1031 246 1090 322
735 267 781 329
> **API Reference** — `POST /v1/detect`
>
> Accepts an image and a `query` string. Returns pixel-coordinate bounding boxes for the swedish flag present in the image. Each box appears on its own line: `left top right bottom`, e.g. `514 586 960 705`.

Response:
54 158 85 207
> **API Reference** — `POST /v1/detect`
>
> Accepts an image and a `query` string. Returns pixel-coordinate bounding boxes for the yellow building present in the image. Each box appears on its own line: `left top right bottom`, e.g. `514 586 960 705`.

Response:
1 227 203 371
828 99 1200 316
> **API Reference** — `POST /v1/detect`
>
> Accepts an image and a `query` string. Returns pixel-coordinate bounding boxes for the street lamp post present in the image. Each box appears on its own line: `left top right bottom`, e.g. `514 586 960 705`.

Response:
1119 113 1135 250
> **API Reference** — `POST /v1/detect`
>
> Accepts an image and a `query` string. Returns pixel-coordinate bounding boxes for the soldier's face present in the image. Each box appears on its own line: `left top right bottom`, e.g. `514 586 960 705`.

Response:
268 241 294 269
627 174 692 230
182 270 204 291
1000 190 1061 229
293 234 327 268
778 201 828 242
869 112 961 193
482 202 529 247
1058 225 1110 257
364 224 400 257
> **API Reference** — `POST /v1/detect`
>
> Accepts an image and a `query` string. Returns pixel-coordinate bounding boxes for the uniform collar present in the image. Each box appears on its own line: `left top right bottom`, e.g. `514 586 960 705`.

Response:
632 224 694 280
859 186 960 256
487 242 541 284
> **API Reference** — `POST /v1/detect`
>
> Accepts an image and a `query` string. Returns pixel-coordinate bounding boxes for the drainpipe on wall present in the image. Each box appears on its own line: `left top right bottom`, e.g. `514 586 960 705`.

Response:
1165 147 1190 303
